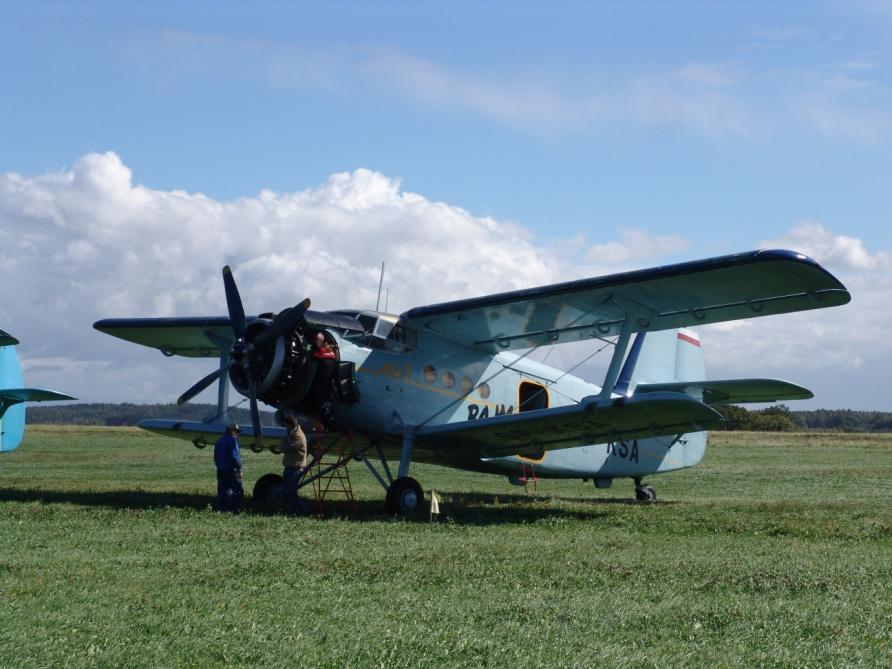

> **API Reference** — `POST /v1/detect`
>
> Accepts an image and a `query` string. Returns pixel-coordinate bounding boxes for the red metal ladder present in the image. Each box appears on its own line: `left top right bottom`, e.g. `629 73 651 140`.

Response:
518 462 539 495
307 428 358 517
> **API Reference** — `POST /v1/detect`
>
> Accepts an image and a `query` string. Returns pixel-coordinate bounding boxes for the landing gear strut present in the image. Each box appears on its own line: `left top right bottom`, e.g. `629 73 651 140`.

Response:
633 477 656 503
382 426 423 516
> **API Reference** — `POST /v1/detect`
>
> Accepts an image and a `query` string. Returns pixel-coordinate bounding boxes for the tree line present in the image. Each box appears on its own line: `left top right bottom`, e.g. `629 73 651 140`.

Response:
713 404 892 432
25 402 892 432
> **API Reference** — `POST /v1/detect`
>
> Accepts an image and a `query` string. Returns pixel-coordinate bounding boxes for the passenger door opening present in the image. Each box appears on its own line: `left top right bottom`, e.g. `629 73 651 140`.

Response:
518 380 549 412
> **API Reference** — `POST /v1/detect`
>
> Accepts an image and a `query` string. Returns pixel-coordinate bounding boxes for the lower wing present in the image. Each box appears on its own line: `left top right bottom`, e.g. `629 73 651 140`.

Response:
138 419 286 450
414 392 723 458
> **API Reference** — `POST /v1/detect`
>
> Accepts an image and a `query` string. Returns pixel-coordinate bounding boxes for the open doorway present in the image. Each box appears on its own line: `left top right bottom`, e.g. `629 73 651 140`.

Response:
518 380 549 412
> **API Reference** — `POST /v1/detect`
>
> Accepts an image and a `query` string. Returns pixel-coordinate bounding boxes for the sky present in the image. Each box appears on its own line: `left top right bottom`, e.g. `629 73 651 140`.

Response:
0 1 890 410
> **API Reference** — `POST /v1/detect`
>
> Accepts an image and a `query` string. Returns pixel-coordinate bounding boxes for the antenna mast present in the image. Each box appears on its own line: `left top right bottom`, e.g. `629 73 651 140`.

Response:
375 262 386 311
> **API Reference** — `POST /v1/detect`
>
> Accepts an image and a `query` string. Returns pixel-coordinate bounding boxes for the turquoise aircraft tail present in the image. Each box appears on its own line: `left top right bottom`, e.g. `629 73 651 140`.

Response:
0 333 75 453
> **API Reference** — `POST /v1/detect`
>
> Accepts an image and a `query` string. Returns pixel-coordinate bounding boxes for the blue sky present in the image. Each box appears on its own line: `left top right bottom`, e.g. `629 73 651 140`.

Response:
1 2 890 409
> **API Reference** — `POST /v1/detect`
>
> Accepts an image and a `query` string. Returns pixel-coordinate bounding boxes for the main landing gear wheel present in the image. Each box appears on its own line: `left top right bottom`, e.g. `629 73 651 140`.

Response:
634 479 657 504
385 477 423 516
253 473 284 506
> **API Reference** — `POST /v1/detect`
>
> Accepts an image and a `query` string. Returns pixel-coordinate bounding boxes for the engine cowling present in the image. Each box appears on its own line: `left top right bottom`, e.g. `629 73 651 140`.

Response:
229 318 318 409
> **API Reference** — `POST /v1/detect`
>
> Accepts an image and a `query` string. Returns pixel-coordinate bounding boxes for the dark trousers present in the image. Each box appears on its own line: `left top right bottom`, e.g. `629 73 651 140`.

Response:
281 466 308 516
216 469 244 513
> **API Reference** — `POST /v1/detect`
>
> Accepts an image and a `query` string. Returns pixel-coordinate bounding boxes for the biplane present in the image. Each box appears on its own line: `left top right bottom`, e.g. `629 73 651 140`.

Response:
94 249 849 513
0 329 75 453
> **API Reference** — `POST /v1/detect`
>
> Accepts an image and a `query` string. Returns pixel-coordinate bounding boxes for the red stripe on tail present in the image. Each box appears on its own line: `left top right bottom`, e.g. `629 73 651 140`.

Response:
677 332 701 347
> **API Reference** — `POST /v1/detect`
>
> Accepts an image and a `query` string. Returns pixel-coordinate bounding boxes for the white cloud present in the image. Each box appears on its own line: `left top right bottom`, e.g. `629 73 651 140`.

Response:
0 153 571 402
700 222 892 407
761 220 889 271
673 63 736 87
1 155 887 409
586 229 688 267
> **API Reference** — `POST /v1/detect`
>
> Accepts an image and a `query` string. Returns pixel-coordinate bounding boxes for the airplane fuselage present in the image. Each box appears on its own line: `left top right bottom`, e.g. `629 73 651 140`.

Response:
328 326 706 486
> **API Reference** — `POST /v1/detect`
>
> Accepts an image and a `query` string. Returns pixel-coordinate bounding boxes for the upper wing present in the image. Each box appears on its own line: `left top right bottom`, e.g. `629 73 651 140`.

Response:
402 249 850 352
415 392 723 458
0 388 76 403
634 379 813 405
94 311 364 357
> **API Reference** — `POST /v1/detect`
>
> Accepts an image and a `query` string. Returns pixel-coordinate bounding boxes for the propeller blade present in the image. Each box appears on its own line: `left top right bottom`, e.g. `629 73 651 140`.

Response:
252 298 311 349
222 265 247 340
248 378 262 445
177 366 228 405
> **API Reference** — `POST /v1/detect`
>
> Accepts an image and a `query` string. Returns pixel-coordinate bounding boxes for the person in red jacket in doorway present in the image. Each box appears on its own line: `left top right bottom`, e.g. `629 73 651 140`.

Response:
311 332 338 430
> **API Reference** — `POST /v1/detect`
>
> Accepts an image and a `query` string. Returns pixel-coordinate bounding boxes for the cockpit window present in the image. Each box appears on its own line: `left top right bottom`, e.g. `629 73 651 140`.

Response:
387 323 417 349
357 314 378 333
344 313 416 353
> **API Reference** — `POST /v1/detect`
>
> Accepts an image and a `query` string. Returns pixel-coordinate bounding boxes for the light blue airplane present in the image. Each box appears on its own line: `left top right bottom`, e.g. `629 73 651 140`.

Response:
94 250 850 513
0 329 76 453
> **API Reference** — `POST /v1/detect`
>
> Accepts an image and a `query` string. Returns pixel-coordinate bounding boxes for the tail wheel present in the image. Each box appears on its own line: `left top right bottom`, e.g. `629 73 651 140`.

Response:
385 477 423 515
253 473 284 505
635 484 657 503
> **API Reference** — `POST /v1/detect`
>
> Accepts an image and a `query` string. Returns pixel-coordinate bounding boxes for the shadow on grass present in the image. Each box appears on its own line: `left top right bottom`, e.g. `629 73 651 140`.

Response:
0 487 665 525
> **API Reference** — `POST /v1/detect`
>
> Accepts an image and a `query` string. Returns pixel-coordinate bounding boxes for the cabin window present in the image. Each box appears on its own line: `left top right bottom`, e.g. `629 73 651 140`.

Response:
461 376 473 394
387 323 417 350
478 383 491 399
443 371 455 388
519 381 548 412
423 365 437 383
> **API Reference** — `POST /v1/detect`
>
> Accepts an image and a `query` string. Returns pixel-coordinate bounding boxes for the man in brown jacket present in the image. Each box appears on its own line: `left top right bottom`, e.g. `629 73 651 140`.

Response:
280 414 309 516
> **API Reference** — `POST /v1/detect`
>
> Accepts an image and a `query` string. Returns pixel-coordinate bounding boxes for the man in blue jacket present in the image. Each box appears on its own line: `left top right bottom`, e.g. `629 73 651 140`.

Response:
214 423 244 513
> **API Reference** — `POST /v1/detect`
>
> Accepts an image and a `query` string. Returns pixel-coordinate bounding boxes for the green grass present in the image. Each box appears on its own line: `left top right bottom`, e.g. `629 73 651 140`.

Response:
1 427 890 668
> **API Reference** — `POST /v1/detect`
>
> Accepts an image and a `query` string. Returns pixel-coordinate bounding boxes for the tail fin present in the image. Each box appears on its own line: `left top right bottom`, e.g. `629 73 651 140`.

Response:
0 335 75 453
0 341 26 452
617 328 707 468
618 328 705 394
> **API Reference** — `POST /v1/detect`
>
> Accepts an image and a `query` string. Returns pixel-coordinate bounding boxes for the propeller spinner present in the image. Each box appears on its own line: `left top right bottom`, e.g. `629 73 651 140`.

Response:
177 266 311 446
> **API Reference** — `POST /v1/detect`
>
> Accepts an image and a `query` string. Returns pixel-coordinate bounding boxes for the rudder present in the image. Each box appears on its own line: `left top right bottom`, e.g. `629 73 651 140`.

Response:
0 344 26 452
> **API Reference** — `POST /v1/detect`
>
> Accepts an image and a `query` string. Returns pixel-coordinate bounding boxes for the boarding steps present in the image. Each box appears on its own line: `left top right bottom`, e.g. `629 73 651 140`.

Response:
305 427 358 517
518 462 539 495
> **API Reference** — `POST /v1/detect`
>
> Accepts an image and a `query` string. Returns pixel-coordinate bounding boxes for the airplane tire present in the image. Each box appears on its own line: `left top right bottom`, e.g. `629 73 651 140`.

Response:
385 477 423 515
253 473 284 505
635 484 657 504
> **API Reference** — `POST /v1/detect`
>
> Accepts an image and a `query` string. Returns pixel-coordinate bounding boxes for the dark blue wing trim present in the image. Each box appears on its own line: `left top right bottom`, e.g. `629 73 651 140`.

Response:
94 310 364 333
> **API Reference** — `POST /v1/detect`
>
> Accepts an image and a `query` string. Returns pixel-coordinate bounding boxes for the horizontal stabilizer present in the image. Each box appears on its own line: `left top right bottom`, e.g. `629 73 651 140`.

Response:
415 392 723 458
138 419 287 449
634 379 812 405
0 388 76 403
0 329 19 347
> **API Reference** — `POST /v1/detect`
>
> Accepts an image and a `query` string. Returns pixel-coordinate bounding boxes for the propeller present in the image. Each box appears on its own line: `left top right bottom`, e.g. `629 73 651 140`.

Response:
252 298 311 349
178 266 311 448
177 366 228 406
222 266 247 340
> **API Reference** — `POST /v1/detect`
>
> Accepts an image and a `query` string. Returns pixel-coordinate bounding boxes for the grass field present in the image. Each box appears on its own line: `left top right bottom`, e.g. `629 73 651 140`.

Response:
1 426 890 668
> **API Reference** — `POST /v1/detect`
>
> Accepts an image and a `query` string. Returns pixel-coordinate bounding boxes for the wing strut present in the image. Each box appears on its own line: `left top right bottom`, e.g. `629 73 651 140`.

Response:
597 318 634 403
